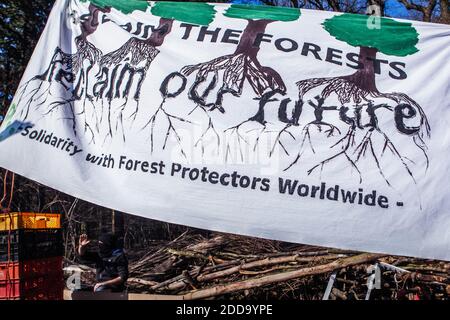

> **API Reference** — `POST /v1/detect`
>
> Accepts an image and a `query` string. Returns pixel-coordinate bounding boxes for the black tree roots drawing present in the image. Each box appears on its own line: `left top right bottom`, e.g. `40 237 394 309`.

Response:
289 46 430 185
182 20 286 113
180 19 288 161
16 4 173 145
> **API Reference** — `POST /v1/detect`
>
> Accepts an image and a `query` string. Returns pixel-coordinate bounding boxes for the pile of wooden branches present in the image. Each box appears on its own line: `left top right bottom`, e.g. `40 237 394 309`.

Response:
75 231 450 300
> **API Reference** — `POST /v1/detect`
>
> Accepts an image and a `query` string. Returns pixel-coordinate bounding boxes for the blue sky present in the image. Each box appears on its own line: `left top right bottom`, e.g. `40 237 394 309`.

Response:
385 0 411 19
231 0 414 20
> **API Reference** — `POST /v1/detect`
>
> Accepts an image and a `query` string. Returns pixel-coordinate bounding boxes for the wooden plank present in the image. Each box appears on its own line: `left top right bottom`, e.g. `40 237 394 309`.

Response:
64 289 183 300
67 290 128 300
128 293 183 300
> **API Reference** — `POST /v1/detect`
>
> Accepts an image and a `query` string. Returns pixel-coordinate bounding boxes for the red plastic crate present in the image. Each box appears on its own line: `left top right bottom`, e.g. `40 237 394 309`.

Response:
0 272 64 300
24 284 64 300
0 256 63 281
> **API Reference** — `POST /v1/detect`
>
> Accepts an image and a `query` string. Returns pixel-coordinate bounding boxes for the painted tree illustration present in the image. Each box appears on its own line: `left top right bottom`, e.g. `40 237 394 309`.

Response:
16 3 111 122
92 1 178 142
287 14 430 185
142 2 217 156
15 0 150 142
179 4 300 158
66 0 156 143
182 4 300 112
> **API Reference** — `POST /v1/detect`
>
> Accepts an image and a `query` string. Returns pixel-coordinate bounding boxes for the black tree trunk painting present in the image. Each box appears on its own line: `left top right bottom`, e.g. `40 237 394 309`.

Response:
16 4 109 130
95 18 173 143
182 19 286 113
181 19 286 159
14 2 177 144
178 5 300 159
141 2 218 157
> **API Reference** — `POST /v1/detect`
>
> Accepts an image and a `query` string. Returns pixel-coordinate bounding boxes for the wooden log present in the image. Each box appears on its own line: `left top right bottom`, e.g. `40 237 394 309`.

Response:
238 265 298 275
403 265 449 273
167 248 210 260
130 231 190 271
150 259 244 291
196 254 344 282
163 253 344 292
127 278 159 286
413 273 447 283
336 277 358 286
331 288 347 300
186 236 225 253
180 253 384 300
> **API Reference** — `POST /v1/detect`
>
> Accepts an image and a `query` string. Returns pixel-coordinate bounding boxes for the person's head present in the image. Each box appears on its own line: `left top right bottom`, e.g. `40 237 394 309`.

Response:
97 233 118 258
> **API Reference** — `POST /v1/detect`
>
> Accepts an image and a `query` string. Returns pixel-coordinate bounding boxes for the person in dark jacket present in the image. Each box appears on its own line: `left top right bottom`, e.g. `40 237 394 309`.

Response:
78 233 129 292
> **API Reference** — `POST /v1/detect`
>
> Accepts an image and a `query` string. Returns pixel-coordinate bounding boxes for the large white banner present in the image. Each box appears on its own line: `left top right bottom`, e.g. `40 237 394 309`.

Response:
1 0 450 260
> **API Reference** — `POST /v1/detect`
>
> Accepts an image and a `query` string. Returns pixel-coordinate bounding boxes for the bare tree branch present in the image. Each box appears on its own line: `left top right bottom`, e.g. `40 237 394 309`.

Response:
398 0 438 22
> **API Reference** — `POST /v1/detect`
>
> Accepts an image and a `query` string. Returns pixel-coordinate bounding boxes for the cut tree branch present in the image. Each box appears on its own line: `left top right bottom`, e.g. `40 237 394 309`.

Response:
180 253 384 300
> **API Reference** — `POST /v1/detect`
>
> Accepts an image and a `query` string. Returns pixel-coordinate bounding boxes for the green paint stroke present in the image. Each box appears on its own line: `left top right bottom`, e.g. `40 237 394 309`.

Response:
81 0 149 14
224 4 300 22
151 2 216 26
3 103 16 127
323 13 419 57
